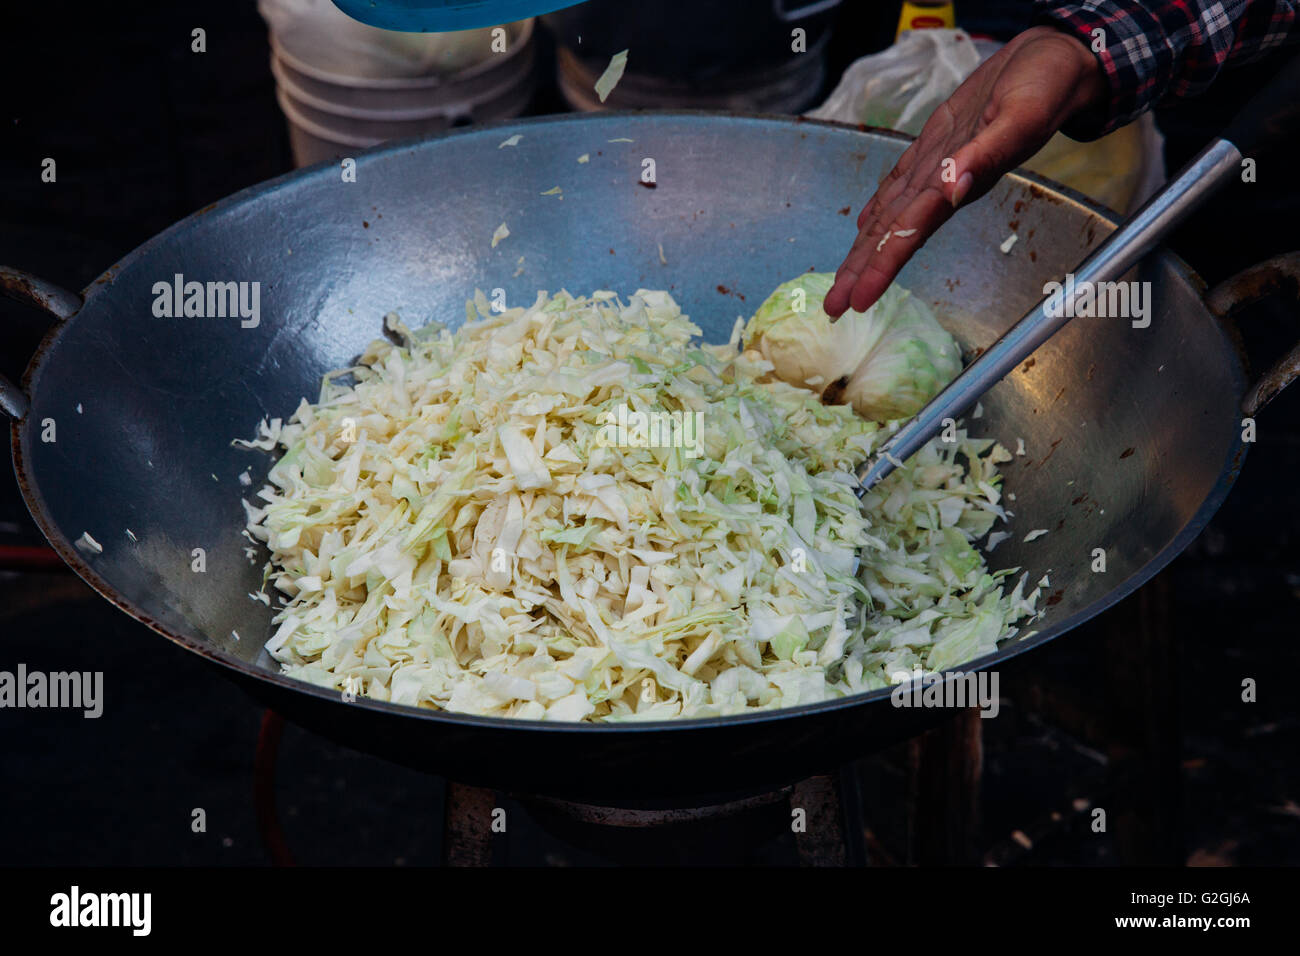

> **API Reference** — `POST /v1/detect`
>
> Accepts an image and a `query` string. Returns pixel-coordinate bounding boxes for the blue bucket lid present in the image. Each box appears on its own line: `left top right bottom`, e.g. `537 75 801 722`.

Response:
331 0 586 32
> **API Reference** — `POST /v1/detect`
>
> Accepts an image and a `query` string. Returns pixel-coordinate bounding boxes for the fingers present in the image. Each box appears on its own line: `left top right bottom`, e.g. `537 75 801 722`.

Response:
827 108 1043 318
828 114 964 318
829 146 963 316
858 143 917 230
827 185 956 317
944 110 1039 207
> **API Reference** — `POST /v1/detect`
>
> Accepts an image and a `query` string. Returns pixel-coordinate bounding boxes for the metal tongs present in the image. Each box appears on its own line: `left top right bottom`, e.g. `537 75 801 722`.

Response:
856 52 1300 495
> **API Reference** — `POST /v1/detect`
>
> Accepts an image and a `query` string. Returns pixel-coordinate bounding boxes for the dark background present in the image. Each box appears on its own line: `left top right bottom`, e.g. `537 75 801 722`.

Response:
1 1 1297 865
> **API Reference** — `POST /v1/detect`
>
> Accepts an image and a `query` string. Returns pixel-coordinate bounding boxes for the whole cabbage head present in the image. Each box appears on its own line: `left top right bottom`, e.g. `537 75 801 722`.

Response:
744 273 962 423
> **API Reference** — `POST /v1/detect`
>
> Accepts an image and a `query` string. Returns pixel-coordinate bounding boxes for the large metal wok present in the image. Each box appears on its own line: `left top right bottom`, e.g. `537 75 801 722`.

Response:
3 114 1290 805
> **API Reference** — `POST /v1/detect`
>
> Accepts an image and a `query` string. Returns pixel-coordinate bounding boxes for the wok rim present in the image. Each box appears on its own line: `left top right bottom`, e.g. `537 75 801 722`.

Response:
9 110 1250 737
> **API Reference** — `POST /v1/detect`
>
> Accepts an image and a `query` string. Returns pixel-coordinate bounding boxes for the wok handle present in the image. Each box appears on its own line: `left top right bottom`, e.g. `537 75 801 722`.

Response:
0 266 82 421
1206 252 1300 416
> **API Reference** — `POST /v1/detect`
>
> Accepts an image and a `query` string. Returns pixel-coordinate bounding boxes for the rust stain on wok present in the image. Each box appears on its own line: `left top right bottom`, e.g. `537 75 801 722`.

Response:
0 272 41 301
1024 182 1063 205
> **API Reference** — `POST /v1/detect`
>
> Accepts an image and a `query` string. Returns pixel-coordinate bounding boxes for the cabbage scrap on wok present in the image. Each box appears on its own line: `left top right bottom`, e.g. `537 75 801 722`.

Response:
240 280 1044 721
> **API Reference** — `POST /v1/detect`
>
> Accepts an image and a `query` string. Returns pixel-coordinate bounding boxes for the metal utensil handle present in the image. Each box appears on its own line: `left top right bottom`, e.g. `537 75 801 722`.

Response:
855 137 1243 493
0 267 83 421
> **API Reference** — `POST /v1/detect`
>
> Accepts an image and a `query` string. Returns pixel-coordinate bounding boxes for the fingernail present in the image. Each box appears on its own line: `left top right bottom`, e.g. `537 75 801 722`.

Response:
951 171 973 208
825 290 843 322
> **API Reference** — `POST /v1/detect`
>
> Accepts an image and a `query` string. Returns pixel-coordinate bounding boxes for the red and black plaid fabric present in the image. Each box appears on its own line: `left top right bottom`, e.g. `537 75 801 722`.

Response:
1033 0 1299 136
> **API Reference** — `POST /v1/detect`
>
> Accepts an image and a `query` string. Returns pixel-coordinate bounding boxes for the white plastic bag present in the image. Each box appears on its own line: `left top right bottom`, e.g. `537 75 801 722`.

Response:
809 29 982 135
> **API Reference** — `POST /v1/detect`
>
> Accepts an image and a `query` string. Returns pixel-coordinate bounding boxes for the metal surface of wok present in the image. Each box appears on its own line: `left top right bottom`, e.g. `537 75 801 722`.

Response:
1 113 1266 805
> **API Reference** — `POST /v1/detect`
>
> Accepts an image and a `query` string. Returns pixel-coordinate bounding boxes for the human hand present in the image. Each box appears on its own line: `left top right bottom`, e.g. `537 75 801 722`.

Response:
824 26 1108 318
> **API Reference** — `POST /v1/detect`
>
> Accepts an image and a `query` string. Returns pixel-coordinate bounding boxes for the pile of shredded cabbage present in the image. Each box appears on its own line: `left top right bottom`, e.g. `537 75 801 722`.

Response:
240 288 1044 721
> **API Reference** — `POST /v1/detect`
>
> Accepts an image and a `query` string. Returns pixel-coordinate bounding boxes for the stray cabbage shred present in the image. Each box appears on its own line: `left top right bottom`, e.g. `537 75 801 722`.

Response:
241 287 1043 721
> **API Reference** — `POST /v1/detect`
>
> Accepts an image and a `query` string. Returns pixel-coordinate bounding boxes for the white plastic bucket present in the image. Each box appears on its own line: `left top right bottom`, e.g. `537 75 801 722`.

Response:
269 19 536 166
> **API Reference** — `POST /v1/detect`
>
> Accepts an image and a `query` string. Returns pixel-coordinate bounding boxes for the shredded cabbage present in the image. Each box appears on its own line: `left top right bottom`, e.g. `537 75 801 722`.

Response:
242 286 1041 721
594 49 629 104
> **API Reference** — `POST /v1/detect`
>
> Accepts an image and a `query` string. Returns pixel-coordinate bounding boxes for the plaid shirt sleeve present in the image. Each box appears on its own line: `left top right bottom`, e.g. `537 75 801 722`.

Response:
1032 0 1299 138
